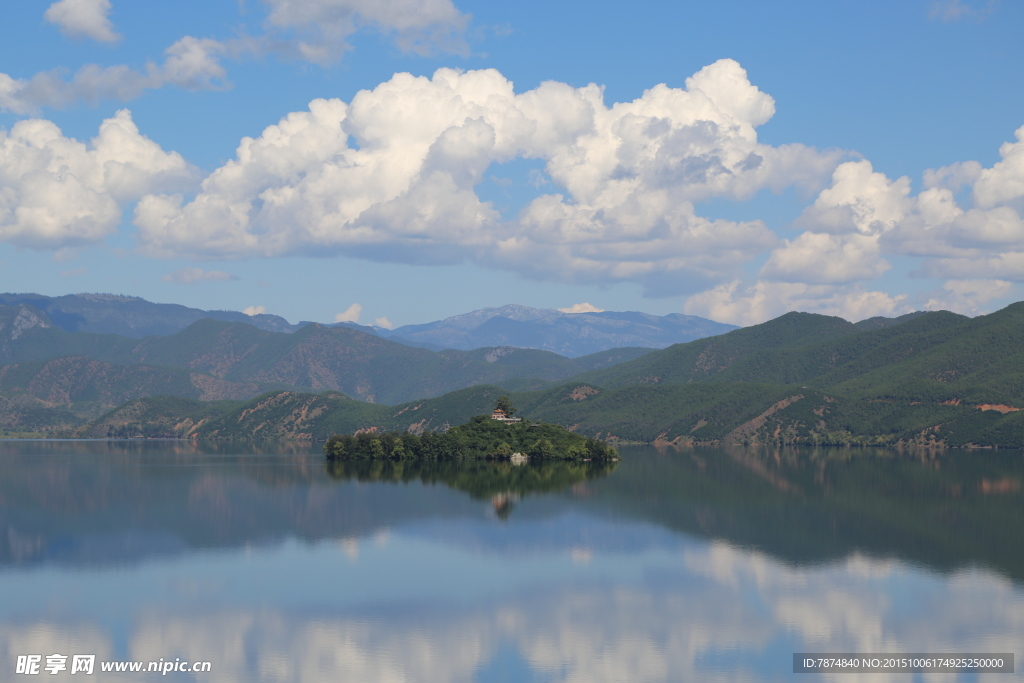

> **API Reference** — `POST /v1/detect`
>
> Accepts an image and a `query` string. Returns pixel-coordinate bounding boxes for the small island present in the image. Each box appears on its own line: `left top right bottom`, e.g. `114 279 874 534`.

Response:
324 396 618 462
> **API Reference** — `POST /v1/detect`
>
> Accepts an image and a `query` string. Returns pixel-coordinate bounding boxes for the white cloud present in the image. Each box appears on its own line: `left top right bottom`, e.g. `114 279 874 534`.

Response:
923 160 982 193
133 61 842 295
44 0 120 43
162 267 238 284
684 280 909 326
334 303 362 322
243 305 266 316
922 279 1014 314
0 37 228 115
878 125 1024 281
158 37 229 90
794 160 912 236
557 303 604 314
260 0 471 65
6 546 1023 683
6 1 472 115
760 232 889 284
0 110 194 249
374 316 394 329
929 0 997 22
723 126 1022 322
973 125 1024 209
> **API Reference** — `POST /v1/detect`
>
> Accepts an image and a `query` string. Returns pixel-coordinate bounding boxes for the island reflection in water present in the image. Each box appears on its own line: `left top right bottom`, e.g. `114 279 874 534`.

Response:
325 457 619 519
0 441 1021 682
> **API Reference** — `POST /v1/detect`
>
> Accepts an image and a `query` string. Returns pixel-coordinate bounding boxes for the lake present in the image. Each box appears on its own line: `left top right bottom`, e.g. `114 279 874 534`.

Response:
0 441 1021 682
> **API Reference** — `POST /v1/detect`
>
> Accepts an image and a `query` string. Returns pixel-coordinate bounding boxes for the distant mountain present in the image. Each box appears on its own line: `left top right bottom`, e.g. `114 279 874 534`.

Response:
0 292 314 337
380 304 736 357
0 294 734 359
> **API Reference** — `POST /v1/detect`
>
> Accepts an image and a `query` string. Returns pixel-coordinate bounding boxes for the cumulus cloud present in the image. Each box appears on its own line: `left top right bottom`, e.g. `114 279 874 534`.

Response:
44 0 120 43
880 125 1024 283
794 160 912 236
558 303 604 313
243 305 267 316
0 110 195 249
922 279 1014 314
334 303 362 322
710 126 1023 324
973 126 1024 210
259 0 470 65
133 61 842 295
0 37 228 115
162 267 239 284
760 232 889 284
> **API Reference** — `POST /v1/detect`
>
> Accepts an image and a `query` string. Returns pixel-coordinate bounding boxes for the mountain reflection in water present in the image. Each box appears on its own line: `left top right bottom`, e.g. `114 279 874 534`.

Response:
0 441 1021 682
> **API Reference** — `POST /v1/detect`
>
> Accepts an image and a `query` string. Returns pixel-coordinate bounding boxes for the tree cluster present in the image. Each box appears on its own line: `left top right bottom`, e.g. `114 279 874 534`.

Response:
324 415 617 462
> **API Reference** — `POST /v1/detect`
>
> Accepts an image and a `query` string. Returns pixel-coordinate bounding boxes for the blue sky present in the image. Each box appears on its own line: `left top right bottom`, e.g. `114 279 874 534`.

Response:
1 0 1022 327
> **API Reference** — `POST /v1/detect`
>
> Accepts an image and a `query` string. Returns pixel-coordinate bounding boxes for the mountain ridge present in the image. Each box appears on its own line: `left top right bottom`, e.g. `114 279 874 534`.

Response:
68 301 1024 448
0 293 738 357
381 304 737 356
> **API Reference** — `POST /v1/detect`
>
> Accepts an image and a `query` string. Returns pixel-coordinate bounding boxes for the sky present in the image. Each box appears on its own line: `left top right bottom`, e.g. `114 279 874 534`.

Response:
1 0 1023 328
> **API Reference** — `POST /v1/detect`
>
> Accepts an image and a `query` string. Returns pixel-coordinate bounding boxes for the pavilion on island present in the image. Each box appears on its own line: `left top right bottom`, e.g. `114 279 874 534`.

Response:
491 408 522 424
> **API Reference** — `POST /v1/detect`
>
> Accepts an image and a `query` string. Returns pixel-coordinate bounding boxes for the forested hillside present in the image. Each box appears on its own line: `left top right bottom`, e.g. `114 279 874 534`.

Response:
10 301 1024 448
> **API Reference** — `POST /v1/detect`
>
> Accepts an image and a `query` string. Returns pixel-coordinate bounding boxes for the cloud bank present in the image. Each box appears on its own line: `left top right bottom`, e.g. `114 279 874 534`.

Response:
3 53 1022 325
133 60 842 298
684 125 1024 324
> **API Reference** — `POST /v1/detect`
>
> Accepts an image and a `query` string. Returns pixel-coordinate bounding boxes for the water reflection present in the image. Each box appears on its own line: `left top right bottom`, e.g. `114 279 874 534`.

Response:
0 442 1021 681
587 445 1024 582
325 458 618 518
1 549 1021 682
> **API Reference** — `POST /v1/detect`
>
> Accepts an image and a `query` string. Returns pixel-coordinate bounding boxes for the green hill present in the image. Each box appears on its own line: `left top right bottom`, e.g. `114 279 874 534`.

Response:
572 303 1024 408
570 311 861 388
26 300 1024 448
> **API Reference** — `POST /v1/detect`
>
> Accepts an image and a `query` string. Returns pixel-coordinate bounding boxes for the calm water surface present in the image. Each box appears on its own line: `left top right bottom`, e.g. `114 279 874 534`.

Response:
0 441 1022 682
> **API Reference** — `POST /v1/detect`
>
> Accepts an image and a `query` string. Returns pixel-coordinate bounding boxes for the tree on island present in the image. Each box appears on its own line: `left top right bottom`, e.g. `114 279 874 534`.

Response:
495 395 517 417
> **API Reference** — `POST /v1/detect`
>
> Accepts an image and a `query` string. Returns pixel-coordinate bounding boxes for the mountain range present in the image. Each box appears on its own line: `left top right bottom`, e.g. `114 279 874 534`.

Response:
0 301 654 425
73 301 1024 448
0 292 734 356
5 291 1024 448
